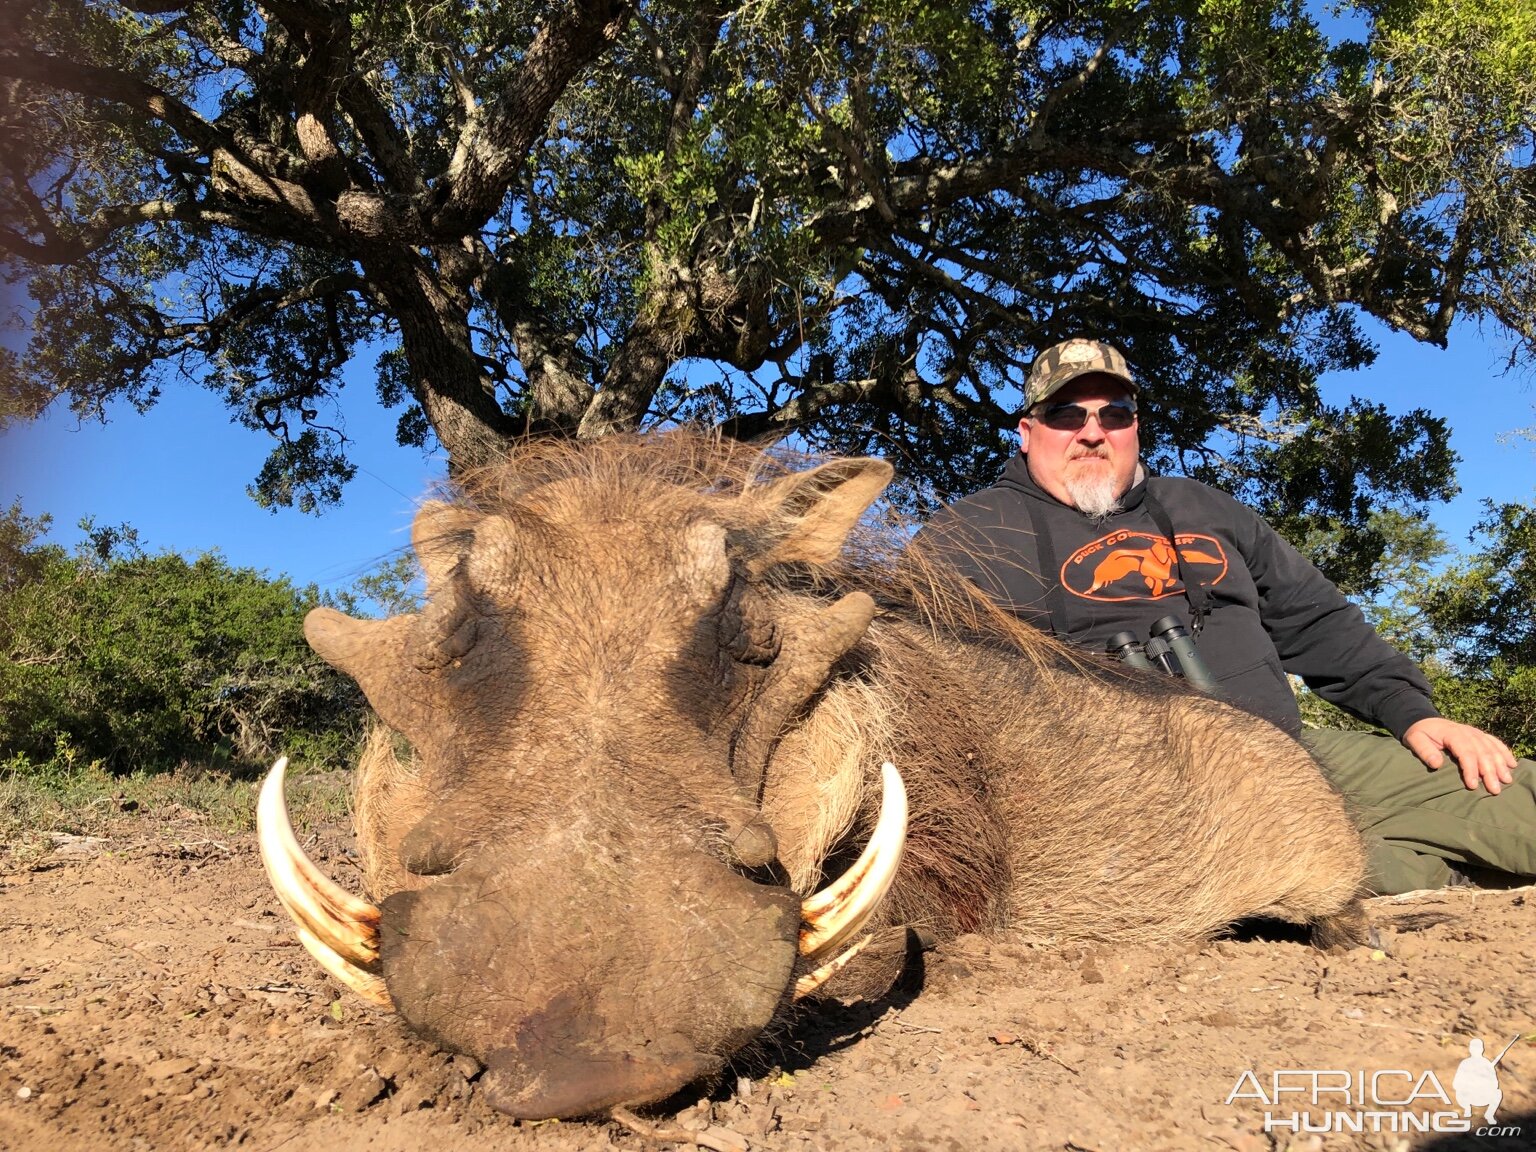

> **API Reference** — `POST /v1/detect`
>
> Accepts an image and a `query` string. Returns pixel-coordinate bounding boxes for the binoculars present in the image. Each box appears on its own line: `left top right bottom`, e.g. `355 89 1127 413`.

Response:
1106 615 1220 693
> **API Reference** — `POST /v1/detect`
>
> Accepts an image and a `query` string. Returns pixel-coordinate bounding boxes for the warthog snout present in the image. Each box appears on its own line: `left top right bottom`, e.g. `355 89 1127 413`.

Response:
260 753 907 1117
378 822 802 1118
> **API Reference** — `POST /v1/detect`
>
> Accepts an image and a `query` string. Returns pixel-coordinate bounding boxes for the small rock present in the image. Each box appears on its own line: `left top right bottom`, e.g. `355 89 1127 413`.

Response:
391 1081 435 1114
145 1057 197 1081
337 1068 387 1112
744 1105 779 1137
49 833 107 856
373 1051 409 1081
16 1086 32 1100
675 1099 713 1127
779 1110 822 1133
314 1088 338 1110
696 1126 749 1152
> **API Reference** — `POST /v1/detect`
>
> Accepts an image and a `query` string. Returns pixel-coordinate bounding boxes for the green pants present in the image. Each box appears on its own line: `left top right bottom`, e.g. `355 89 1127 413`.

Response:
1301 729 1536 895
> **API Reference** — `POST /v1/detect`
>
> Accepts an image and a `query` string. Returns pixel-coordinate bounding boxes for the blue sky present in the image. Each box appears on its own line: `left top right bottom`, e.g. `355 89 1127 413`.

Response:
2 317 1533 602
1 372 442 598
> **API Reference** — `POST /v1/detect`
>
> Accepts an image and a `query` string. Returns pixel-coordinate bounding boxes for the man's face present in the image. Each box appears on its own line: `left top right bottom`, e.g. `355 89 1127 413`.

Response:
1018 374 1140 516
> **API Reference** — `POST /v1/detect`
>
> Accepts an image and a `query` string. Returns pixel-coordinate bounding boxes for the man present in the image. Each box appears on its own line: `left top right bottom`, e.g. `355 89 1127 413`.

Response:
919 337 1536 894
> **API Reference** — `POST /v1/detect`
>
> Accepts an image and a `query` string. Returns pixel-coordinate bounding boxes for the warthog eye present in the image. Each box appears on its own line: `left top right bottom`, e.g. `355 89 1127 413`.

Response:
727 615 780 666
715 575 780 667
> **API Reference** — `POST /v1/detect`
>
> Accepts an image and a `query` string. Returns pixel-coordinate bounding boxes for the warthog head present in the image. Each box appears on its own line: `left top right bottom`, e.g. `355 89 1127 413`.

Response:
259 434 910 1118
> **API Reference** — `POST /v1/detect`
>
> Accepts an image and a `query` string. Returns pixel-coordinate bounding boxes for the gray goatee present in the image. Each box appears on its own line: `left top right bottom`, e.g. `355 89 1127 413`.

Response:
1064 469 1125 522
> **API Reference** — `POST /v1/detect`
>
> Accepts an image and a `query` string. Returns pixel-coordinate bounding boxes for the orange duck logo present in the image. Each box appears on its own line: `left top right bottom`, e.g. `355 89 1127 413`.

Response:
1062 531 1228 601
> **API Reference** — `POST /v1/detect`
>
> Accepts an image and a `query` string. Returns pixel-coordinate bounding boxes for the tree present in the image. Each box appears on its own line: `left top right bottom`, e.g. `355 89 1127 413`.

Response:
1414 499 1536 756
4 0 1533 566
1294 505 1450 730
327 550 423 617
0 499 55 592
1294 497 1536 755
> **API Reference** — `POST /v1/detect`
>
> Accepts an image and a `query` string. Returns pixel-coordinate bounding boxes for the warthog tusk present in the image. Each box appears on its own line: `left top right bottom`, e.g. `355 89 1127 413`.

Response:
293 924 393 1007
257 757 391 1007
799 760 907 962
793 933 875 999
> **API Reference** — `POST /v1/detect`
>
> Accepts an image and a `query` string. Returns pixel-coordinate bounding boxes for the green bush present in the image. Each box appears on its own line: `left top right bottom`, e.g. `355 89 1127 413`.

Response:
0 505 364 772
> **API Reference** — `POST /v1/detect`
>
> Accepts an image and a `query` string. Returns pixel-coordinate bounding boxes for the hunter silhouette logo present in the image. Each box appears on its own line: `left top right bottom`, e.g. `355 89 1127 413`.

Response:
1062 530 1228 601
1454 1036 1519 1124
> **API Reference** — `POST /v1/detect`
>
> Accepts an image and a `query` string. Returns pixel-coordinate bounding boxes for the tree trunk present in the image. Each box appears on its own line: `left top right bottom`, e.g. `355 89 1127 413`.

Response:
364 254 518 475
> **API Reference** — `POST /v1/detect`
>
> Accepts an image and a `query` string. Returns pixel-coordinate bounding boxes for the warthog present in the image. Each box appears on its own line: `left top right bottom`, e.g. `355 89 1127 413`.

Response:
259 431 1366 1122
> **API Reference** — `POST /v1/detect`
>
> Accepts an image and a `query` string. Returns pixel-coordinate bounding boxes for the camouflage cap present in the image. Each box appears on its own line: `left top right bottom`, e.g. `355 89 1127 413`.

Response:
1024 338 1138 409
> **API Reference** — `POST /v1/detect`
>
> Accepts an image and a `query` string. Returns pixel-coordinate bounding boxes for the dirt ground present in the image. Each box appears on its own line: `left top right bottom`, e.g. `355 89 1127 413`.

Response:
2 819 1532 1152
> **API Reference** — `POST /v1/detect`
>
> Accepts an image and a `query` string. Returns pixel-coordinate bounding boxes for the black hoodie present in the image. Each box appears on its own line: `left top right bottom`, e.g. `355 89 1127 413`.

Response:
918 453 1439 739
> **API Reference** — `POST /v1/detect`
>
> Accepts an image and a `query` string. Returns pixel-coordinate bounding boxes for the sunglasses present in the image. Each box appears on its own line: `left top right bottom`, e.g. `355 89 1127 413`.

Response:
1031 400 1137 432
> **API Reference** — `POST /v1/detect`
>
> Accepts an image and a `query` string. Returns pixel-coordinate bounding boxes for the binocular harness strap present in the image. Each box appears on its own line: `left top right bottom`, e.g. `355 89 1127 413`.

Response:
1140 490 1210 634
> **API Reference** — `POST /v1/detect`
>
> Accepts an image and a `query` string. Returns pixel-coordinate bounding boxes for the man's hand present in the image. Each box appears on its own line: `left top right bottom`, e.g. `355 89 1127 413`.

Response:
1403 718 1518 793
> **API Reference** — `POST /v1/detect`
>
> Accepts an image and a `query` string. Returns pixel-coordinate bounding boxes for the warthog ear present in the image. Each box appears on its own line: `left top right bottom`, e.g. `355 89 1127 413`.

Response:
753 458 895 567
305 607 411 690
306 609 431 735
412 501 482 591
307 607 382 672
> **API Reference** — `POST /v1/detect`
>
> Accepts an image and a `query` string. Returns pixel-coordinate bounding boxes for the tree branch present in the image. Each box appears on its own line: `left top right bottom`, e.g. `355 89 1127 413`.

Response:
428 0 631 236
336 75 425 197
0 189 262 263
0 48 227 150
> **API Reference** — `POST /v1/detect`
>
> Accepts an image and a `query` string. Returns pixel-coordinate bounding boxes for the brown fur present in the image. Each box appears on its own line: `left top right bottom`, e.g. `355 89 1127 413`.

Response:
313 429 1367 1118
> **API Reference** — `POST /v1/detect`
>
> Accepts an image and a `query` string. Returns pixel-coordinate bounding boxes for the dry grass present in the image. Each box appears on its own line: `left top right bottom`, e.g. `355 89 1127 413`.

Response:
0 752 353 863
